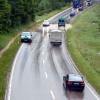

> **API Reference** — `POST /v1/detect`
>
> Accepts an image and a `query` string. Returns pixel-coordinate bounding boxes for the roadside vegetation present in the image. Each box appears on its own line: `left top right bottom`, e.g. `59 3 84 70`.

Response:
0 0 70 51
0 4 70 100
66 4 100 93
0 37 20 100
0 0 70 34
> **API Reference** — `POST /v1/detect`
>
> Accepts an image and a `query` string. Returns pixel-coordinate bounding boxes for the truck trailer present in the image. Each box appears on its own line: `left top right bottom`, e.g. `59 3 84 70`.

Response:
49 29 62 46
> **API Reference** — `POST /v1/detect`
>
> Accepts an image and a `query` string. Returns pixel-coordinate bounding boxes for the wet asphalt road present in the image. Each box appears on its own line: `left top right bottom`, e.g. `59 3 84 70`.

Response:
7 8 100 100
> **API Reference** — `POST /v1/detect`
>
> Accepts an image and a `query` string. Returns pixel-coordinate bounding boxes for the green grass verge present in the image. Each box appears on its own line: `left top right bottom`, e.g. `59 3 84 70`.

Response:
0 37 20 100
0 5 70 100
66 4 100 94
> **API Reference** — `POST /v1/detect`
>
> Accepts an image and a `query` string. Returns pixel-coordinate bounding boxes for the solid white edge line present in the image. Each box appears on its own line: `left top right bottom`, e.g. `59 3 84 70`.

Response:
7 44 24 100
63 42 100 100
48 7 72 21
86 83 100 100
50 90 56 100
67 50 100 99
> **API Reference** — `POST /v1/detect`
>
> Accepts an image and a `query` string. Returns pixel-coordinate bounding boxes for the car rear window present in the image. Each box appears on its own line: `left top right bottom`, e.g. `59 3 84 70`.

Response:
59 19 64 22
69 74 83 81
22 32 30 36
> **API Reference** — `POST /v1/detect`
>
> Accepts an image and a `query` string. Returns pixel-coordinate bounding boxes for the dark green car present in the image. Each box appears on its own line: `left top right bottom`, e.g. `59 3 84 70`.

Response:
58 18 65 27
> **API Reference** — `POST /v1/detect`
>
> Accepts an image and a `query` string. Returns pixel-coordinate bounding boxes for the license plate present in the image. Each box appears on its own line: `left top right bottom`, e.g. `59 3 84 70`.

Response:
25 39 28 41
74 83 79 85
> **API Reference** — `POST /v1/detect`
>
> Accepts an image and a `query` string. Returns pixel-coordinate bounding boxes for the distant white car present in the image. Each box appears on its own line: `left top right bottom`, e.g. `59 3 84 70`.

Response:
43 20 50 27
86 0 92 6
70 9 76 17
21 32 32 43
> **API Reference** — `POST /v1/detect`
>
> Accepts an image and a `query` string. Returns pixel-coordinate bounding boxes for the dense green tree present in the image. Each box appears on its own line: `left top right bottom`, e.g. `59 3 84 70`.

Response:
23 0 35 23
8 0 25 26
38 0 50 10
8 0 35 26
0 0 71 33
0 0 11 33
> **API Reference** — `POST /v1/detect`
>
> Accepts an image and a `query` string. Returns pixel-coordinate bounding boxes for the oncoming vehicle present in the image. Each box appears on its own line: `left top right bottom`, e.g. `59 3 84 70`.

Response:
63 74 85 91
43 20 50 27
49 29 62 46
21 32 32 43
70 9 76 17
86 0 92 6
58 18 65 27
78 3 84 11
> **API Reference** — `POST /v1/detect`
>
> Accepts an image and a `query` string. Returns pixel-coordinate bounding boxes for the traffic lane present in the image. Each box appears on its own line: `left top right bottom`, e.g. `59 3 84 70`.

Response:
42 25 99 100
7 32 38 100
11 33 67 100
11 52 52 100
8 33 41 100
51 47 99 100
62 34 99 100
39 34 68 100
8 44 30 100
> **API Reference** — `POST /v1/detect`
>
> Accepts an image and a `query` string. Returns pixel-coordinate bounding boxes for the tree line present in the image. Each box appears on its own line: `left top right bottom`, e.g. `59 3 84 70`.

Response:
0 0 71 33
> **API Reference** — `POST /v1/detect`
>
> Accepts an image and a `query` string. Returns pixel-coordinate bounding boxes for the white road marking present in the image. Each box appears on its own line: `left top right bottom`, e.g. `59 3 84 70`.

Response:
42 51 44 55
86 83 100 100
48 7 72 22
44 72 48 79
67 54 99 99
50 90 56 100
7 44 24 100
43 60 45 64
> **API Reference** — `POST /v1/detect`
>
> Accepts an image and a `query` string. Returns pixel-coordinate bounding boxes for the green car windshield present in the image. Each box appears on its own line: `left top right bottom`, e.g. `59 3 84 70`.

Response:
59 18 65 22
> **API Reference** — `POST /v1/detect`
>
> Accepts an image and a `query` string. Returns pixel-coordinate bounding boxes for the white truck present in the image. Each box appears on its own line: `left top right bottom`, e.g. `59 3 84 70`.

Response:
49 29 62 46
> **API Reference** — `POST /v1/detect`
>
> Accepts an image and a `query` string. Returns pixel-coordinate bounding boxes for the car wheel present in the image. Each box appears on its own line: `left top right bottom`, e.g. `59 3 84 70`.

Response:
80 88 84 92
63 83 65 88
30 40 32 43
63 83 66 89
21 39 23 43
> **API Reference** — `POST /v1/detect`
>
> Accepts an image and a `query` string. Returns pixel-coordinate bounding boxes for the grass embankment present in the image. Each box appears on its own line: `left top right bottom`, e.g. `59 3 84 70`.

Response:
0 5 70 100
0 37 20 100
66 4 100 93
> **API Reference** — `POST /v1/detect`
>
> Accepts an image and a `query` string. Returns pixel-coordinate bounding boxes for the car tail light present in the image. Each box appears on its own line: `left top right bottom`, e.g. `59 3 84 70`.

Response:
67 81 72 85
80 81 84 85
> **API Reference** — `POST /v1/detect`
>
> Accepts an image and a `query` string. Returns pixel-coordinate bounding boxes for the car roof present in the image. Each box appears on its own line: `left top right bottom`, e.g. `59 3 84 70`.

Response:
44 20 49 22
22 32 31 34
59 18 65 20
68 74 83 81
